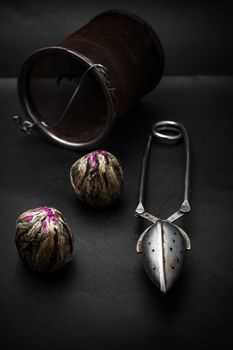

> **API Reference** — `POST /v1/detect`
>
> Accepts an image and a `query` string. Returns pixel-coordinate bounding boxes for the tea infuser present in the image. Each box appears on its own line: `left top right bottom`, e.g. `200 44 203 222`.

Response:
135 120 191 293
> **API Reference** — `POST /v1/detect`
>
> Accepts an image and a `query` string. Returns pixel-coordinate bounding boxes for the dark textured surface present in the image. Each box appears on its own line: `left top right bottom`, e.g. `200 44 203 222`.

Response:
0 76 233 349
0 0 233 77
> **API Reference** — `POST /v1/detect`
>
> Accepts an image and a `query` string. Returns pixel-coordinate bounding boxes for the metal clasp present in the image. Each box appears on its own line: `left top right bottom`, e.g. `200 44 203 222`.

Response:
13 116 37 135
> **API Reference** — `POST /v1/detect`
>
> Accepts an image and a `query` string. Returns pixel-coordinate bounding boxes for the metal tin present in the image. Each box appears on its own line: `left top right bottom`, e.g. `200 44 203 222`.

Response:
18 10 164 150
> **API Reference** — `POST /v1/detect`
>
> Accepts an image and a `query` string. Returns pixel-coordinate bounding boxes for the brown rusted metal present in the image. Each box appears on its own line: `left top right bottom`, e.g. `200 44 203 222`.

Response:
18 10 164 149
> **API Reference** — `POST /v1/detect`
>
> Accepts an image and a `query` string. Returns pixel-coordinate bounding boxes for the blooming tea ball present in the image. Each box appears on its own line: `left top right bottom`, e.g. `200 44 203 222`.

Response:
15 207 73 272
70 150 123 206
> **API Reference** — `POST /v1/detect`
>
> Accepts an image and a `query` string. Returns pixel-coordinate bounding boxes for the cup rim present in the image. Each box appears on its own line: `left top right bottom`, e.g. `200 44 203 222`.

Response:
17 46 115 150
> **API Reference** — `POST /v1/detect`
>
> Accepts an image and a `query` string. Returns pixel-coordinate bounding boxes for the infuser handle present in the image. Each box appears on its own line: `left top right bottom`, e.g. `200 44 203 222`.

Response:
135 120 191 223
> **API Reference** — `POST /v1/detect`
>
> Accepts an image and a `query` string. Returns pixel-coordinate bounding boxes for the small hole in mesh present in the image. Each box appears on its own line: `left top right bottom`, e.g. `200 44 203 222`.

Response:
180 250 183 254
152 249 155 252
173 239 175 243
172 266 175 270
153 267 155 270
148 242 151 245
174 232 176 235
170 247 173 251
177 258 179 262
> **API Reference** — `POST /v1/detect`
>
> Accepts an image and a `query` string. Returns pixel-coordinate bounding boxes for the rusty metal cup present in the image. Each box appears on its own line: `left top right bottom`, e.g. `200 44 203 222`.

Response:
18 10 164 150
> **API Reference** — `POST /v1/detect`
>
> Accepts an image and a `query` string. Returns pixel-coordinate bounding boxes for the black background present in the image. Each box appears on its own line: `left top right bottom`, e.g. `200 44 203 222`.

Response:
1 0 233 76
1 1 233 350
